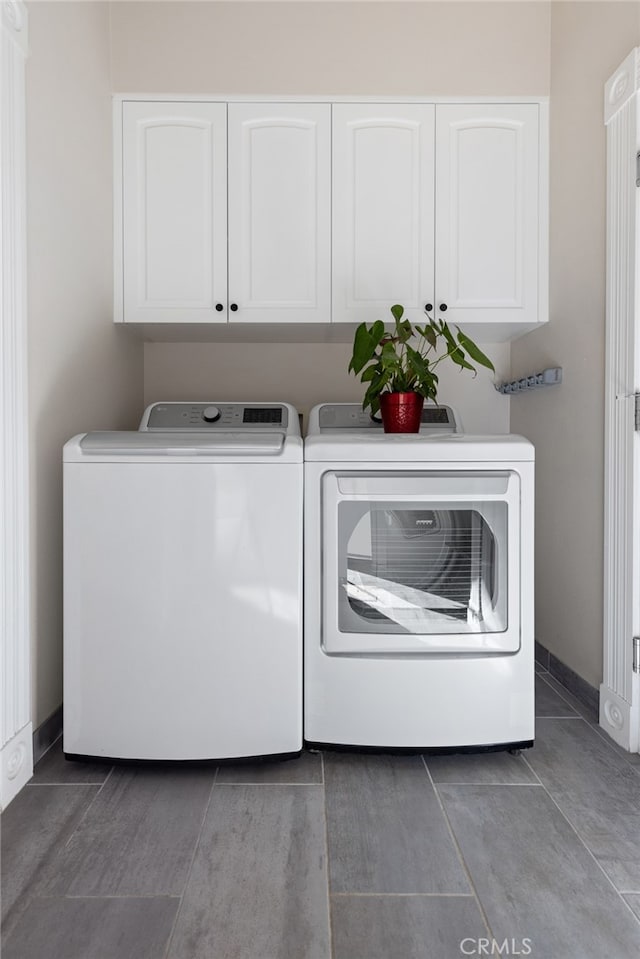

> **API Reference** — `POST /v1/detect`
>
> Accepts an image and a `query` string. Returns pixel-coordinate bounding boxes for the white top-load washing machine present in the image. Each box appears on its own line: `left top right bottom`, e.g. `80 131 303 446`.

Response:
304 403 535 751
63 402 302 762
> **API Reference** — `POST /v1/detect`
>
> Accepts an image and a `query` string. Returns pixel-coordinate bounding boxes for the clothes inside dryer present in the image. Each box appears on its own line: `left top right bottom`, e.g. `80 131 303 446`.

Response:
340 502 507 635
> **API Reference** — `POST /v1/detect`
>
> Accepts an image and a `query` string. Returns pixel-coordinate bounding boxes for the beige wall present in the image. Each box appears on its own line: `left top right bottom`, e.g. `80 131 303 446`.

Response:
111 1 551 96
26 1 143 728
112 0 551 432
511 2 640 688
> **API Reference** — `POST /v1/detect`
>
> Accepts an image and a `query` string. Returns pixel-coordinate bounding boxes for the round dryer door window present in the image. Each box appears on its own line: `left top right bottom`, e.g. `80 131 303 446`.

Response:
341 502 506 635
322 470 521 655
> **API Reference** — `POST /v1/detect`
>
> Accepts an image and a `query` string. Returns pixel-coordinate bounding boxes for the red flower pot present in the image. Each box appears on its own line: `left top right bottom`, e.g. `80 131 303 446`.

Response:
379 392 424 433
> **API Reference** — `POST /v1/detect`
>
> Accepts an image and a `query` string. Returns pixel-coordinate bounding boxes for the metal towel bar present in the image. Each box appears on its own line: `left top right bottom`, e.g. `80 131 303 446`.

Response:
495 367 562 395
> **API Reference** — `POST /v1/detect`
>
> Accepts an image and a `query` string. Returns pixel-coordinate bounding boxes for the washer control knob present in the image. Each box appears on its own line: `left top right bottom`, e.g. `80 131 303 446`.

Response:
202 405 221 423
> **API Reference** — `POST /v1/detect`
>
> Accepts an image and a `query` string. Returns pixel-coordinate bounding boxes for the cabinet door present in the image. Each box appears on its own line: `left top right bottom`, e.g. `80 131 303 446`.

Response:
227 103 330 323
120 102 227 323
332 104 435 325
435 104 541 333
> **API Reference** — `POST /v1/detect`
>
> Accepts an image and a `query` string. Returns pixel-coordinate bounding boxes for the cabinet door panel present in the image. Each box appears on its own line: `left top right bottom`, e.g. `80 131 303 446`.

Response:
228 104 330 323
333 105 435 324
121 102 227 324
435 104 539 329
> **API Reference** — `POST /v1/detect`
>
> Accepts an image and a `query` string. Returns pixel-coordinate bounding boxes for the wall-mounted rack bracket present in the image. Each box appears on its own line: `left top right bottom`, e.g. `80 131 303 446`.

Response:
495 367 562 395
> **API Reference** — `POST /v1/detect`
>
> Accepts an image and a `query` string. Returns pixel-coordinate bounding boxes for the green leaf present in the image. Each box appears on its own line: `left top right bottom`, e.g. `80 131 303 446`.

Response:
456 329 495 372
398 320 413 344
371 319 385 344
405 345 429 377
450 346 476 372
390 304 404 323
380 341 400 371
363 370 391 414
360 363 378 383
440 321 458 353
423 324 438 350
439 323 474 371
391 369 414 392
406 347 437 398
349 323 377 374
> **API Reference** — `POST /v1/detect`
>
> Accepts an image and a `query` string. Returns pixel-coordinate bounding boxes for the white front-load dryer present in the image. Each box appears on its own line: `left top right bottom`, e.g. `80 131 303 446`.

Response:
304 403 535 751
63 402 302 762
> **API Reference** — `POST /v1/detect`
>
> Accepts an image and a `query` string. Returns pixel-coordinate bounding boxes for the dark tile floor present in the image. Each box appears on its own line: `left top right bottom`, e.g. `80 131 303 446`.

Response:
2 671 640 959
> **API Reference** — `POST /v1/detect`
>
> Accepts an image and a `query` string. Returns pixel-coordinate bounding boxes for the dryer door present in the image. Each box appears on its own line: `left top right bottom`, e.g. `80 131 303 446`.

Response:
322 470 520 654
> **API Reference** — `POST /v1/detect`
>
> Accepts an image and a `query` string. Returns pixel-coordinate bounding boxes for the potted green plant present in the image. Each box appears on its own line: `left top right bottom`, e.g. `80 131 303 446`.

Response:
348 304 495 433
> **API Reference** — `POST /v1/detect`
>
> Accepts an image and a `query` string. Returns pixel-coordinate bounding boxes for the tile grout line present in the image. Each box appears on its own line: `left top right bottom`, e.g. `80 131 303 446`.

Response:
330 892 477 898
0 772 113 954
35 893 183 900
537 672 640 772
520 744 640 928
572 704 640 772
162 766 219 959
534 715 583 721
427 781 543 788
27 779 116 787
62 766 116 850
537 672 591 718
214 780 322 786
34 731 63 765
420 755 495 941
536 673 640 768
588 724 640 768
2 766 117 943
320 752 335 959
587 731 640 774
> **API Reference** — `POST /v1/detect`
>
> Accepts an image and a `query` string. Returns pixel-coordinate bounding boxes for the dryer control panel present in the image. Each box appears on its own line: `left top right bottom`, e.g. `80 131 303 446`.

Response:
141 403 289 431
317 404 457 433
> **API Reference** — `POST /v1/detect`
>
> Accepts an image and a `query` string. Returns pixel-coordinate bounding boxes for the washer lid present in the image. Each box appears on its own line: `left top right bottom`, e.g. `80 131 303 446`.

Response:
63 430 305 463
79 432 284 454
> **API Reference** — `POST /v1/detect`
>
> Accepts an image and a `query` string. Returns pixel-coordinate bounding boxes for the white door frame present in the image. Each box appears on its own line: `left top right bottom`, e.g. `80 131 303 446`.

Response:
601 48 640 752
0 0 32 807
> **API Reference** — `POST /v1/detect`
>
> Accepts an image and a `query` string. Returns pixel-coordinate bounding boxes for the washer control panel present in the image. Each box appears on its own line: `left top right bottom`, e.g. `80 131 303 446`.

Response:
142 403 289 431
318 404 457 432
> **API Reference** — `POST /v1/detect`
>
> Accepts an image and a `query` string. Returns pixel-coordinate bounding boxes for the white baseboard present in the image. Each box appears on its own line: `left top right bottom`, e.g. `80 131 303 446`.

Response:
0 723 33 810
599 684 640 752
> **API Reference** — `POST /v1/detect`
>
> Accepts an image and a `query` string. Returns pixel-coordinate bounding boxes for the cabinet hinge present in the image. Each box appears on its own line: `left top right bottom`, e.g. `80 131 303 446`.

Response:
634 637 640 674
635 393 640 431
636 152 640 187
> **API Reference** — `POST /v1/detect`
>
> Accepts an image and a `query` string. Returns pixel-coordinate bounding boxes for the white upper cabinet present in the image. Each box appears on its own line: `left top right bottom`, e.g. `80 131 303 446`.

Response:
332 104 436 325
115 98 547 338
227 104 331 323
119 102 227 323
435 104 543 336
117 101 330 325
333 101 547 339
